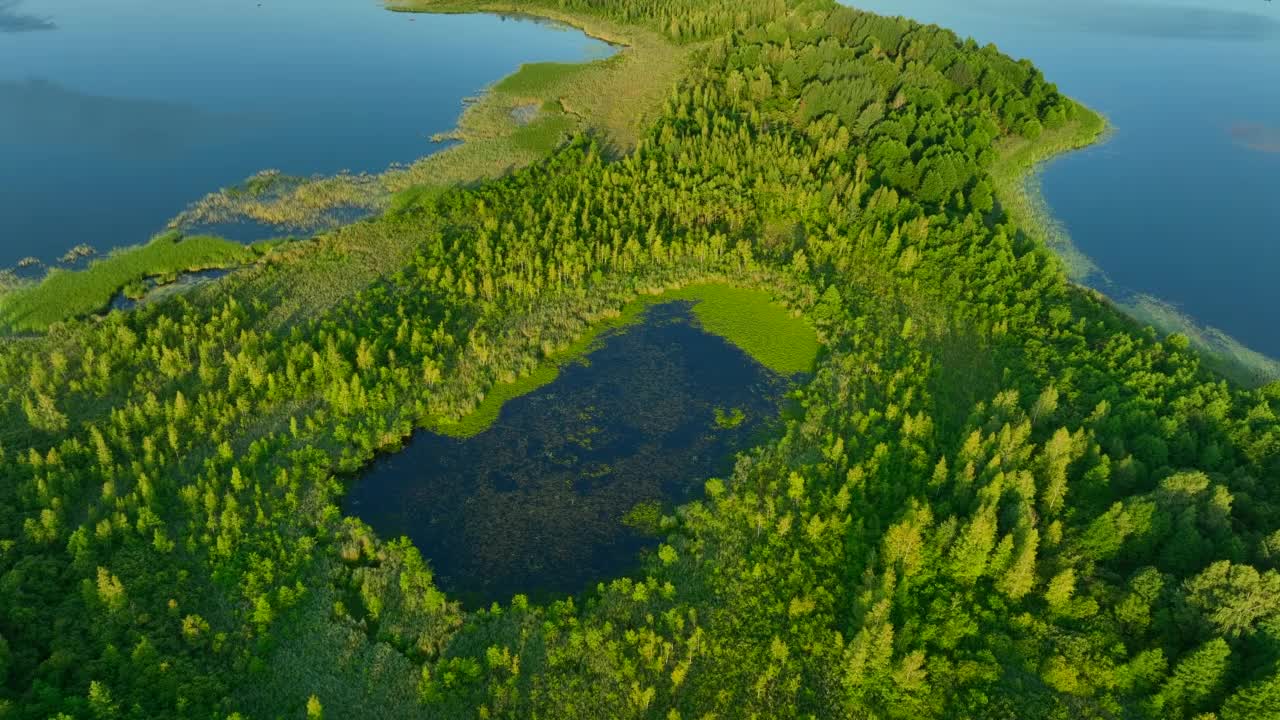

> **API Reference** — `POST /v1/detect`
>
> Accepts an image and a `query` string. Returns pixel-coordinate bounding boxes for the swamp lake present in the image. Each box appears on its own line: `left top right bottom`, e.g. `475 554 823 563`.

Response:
344 302 796 607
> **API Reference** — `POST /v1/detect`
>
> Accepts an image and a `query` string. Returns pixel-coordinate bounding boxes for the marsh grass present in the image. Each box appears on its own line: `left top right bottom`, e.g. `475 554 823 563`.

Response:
662 283 821 376
990 100 1108 282
493 61 589 95
430 282 818 438
0 232 256 332
173 3 689 232
1125 294 1280 387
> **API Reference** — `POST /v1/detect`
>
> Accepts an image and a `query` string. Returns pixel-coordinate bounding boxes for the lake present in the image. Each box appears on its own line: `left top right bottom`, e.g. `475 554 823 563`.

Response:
848 0 1280 359
0 0 612 269
344 302 794 608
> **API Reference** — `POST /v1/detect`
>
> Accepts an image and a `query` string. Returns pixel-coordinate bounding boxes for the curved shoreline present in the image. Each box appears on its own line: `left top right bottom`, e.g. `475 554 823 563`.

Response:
389 1 638 48
173 5 680 233
11 2 1273 386
1 10 628 332
996 100 1280 386
428 281 820 438
438 3 1280 390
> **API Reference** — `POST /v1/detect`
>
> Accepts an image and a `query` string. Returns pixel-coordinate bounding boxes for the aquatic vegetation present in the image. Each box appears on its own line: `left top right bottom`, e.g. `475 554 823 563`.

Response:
662 283 821 375
621 499 665 533
0 231 257 331
56 244 95 265
493 60 591 96
713 406 746 428
431 281 815 437
1126 293 1280 386
173 8 687 231
988 99 1109 282
990 106 1279 385
349 302 790 606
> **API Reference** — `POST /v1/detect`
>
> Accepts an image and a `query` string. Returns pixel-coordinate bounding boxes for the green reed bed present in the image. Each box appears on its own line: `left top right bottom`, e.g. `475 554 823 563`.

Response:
0 232 256 332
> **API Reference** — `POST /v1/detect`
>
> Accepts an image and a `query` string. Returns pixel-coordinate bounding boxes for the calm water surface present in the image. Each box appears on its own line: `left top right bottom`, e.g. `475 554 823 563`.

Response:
345 303 793 608
0 0 612 267
850 0 1280 357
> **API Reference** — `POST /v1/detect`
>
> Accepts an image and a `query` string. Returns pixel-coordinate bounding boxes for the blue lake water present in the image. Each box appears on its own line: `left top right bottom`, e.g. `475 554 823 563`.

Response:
0 0 612 268
849 0 1280 358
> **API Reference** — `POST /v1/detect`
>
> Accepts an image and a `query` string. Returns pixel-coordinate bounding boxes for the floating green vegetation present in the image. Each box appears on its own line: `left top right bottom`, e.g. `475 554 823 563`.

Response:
713 407 746 429
431 282 817 438
621 499 664 535
431 361 561 438
0 232 257 332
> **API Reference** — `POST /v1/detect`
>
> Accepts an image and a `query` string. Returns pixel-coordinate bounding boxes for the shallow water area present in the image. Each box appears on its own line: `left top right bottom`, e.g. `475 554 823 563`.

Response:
0 0 613 268
108 267 236 313
848 0 1280 358
344 302 794 608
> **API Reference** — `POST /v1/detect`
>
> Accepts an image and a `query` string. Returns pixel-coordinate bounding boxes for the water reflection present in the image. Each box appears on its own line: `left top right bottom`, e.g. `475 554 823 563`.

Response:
0 78 241 156
0 0 614 268
849 0 1280 362
1230 123 1280 153
0 0 54 33
946 0 1278 40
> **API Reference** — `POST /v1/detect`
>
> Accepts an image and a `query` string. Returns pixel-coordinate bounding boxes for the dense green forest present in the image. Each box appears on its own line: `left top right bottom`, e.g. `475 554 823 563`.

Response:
2 0 1279 718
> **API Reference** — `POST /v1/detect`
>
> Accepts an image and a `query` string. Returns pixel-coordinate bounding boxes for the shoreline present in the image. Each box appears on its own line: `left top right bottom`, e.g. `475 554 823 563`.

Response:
12 2 1273 387
388 2 637 48
995 99 1280 387
428 280 820 439
1 8 637 333
174 4 679 231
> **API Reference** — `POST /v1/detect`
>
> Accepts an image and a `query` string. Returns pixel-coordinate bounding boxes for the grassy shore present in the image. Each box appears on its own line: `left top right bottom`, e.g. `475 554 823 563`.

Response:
989 100 1108 281
430 281 819 438
174 2 690 232
5 3 691 337
992 101 1280 386
0 233 257 332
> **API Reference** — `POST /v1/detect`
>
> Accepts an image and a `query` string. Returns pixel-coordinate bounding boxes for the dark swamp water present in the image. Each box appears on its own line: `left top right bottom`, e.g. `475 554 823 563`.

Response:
344 303 794 608
0 0 612 268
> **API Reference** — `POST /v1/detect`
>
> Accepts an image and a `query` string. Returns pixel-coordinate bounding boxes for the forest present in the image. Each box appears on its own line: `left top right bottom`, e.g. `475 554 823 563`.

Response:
2 0 1279 718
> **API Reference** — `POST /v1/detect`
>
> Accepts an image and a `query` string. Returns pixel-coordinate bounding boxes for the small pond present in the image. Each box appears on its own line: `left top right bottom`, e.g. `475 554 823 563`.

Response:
344 302 795 608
